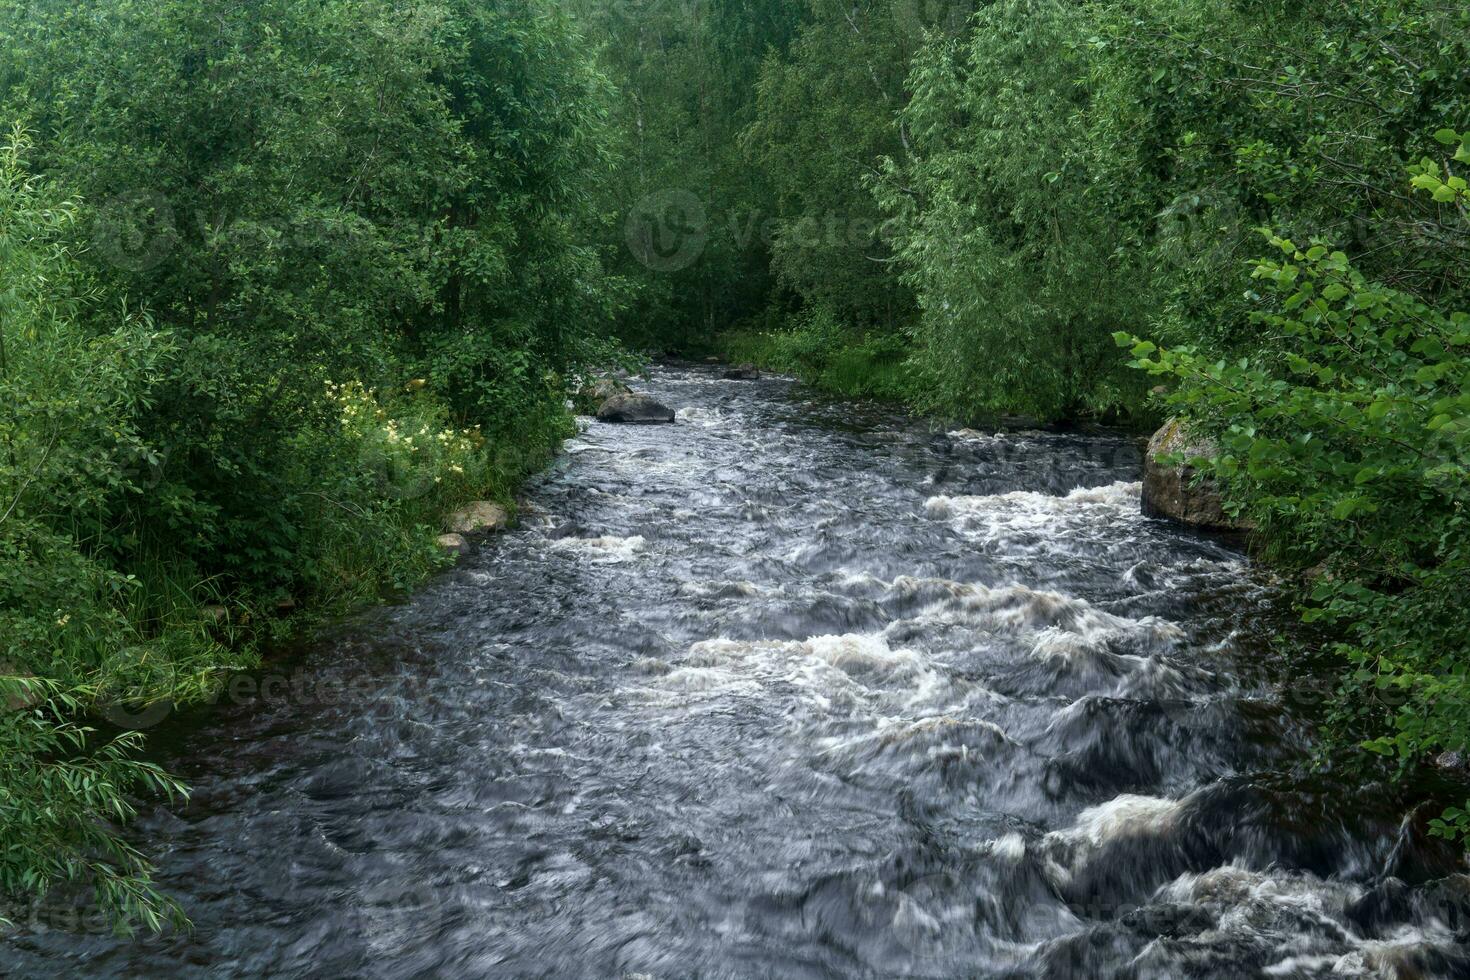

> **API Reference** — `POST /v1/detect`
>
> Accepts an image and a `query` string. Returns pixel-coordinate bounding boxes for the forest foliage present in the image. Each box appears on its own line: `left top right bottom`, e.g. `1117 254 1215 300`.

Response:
1 0 1467 935
1 0 622 929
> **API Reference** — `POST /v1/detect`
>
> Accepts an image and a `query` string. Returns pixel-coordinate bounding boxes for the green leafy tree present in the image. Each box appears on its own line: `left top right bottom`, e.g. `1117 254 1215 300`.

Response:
0 132 198 932
1120 224 1470 836
878 0 1151 419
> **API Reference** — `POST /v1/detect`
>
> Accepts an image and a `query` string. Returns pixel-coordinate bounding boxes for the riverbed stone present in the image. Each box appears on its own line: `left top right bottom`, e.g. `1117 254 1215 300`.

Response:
723 363 759 380
437 532 471 556
1142 418 1248 532
574 377 632 414
596 392 676 424
448 501 509 534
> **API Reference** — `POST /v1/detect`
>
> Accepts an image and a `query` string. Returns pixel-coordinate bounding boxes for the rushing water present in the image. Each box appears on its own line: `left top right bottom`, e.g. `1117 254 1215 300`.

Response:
5 365 1469 979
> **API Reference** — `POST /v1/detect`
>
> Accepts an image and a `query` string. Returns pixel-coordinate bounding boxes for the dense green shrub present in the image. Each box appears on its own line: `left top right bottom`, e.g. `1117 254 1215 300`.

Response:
721 306 913 402
1 678 190 934
0 0 618 597
0 132 229 930
861 0 1470 421
1121 213 1470 835
877 0 1152 420
742 0 927 329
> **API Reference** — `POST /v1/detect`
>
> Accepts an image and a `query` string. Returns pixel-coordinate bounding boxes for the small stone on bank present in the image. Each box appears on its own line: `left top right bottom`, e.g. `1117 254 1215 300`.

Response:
437 533 471 556
449 501 510 534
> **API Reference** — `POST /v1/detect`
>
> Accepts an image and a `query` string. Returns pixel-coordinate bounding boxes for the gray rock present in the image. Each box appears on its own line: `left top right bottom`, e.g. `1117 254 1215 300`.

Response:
448 501 509 534
574 377 632 414
1141 418 1249 532
723 363 760 380
596 392 676 424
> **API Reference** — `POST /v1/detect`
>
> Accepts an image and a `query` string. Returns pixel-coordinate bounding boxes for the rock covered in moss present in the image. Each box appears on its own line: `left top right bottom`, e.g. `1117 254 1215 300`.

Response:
1142 418 1249 532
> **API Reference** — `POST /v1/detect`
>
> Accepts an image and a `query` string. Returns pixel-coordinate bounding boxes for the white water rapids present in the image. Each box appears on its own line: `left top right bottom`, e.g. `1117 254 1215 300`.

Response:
4 365 1467 978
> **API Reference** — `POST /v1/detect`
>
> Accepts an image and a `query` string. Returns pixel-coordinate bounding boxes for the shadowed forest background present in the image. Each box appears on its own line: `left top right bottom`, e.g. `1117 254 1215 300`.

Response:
2 0 1468 935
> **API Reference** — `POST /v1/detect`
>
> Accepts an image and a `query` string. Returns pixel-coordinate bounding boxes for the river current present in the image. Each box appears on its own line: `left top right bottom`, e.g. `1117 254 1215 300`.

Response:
4 365 1468 978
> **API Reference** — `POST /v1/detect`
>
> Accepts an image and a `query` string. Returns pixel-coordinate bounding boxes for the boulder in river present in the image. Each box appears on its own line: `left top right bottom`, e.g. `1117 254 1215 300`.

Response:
723 363 760 380
448 501 509 534
1142 418 1249 532
596 392 676 424
574 377 632 414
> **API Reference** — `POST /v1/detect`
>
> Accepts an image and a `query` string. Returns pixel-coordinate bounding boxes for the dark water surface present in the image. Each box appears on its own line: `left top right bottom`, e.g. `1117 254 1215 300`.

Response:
5 366 1468 978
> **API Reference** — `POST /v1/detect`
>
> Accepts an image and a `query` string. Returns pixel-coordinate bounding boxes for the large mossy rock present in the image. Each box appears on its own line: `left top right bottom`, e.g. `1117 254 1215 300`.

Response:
1142 418 1248 532
596 392 676 424
573 377 632 415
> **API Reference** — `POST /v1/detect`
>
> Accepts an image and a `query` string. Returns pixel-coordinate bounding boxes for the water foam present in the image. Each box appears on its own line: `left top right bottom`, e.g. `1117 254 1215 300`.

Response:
924 480 1142 522
880 575 1184 647
550 534 646 562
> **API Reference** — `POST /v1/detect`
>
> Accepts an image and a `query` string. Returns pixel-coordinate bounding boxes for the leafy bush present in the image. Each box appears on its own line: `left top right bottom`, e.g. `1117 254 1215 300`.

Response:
1120 224 1470 836
1 679 188 934
0 0 617 597
722 306 914 402
0 132 230 929
877 0 1152 421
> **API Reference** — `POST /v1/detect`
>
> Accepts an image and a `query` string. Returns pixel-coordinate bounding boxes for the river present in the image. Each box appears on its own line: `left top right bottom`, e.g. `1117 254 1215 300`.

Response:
4 365 1467 978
